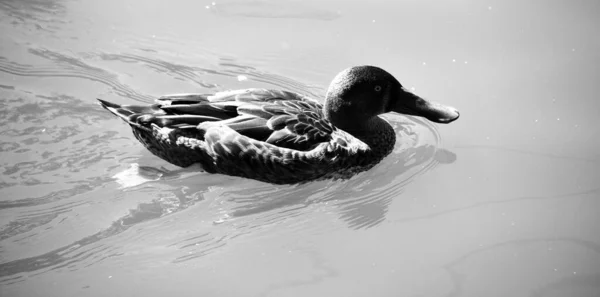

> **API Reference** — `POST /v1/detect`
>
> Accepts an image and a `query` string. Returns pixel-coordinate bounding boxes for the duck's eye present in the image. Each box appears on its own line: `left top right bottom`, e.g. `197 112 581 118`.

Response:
374 85 382 92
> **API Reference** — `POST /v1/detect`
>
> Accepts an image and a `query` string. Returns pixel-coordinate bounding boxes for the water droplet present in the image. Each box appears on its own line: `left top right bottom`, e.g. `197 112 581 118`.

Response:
372 20 376 23
452 59 456 62
205 5 210 9
237 75 247 81
464 61 468 64
557 118 560 121
488 6 492 10
422 62 427 66
212 2 216 5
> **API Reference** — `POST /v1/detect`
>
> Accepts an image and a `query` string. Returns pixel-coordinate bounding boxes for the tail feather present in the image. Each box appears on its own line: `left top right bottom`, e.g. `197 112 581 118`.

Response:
98 99 160 130
97 99 129 121
97 99 120 108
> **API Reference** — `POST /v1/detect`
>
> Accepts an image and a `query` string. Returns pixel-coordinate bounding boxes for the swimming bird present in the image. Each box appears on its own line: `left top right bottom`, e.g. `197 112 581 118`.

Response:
98 65 459 184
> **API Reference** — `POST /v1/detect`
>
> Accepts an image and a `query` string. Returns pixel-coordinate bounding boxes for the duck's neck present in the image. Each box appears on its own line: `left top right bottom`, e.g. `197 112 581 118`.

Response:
341 116 396 159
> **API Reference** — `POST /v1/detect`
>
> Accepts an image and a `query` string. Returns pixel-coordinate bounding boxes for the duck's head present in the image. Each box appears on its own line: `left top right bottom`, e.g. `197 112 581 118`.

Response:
324 66 459 130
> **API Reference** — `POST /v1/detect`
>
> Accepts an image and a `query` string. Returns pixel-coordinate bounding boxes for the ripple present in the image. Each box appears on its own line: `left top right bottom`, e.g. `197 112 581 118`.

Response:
0 43 451 282
86 52 323 97
0 49 154 103
158 115 449 262
443 238 600 297
208 1 341 21
0 0 67 33
0 114 447 279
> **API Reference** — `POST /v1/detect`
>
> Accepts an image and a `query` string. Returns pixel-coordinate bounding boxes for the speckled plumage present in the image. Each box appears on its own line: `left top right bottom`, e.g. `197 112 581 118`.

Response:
99 66 459 184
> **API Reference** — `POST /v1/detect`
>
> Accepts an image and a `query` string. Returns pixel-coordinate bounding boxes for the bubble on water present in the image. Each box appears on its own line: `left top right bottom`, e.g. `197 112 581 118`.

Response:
452 59 456 62
206 5 210 9
488 6 492 10
113 163 160 189
213 214 231 224
422 62 426 66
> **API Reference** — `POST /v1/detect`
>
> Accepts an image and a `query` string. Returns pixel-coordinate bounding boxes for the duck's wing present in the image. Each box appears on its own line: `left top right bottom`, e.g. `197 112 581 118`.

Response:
99 88 335 151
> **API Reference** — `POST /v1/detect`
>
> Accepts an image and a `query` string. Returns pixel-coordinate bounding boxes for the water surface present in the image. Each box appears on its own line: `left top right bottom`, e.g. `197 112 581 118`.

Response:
1 0 599 296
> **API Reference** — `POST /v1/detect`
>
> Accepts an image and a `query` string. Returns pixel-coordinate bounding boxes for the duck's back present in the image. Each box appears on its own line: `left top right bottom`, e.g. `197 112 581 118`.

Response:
99 89 373 184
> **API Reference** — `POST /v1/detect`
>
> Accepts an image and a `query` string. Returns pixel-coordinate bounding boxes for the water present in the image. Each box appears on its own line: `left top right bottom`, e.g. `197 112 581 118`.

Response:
1 0 599 296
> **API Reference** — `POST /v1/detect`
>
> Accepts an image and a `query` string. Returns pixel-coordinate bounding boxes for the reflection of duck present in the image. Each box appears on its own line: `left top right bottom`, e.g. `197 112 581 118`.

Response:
98 66 459 184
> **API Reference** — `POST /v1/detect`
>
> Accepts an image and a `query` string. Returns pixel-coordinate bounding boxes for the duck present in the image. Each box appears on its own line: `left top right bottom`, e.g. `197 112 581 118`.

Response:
98 65 459 184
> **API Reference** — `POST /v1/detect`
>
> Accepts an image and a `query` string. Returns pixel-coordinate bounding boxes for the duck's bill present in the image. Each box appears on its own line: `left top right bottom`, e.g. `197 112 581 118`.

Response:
392 88 460 123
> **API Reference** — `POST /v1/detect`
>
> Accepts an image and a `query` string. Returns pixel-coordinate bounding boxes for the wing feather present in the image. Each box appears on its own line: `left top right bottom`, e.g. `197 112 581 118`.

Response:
104 88 335 152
